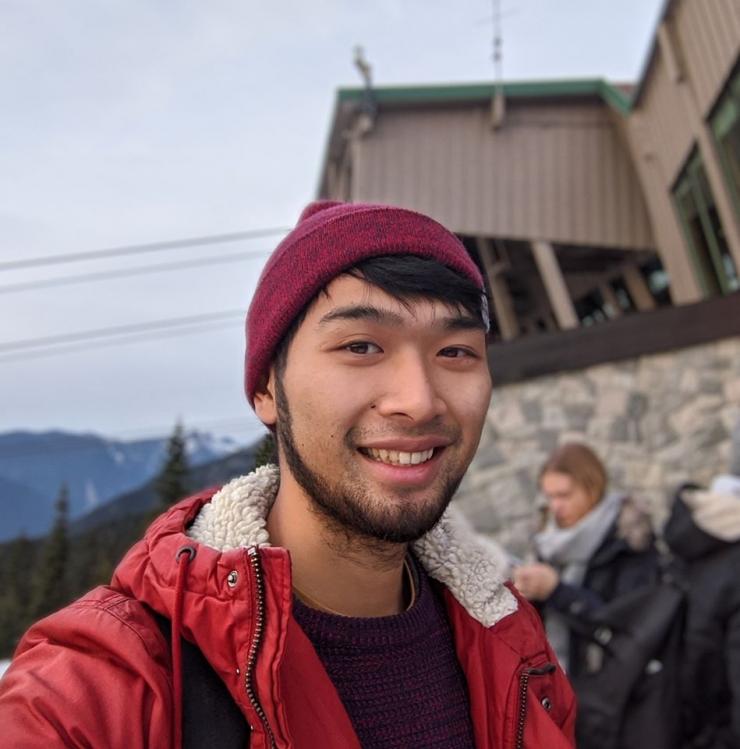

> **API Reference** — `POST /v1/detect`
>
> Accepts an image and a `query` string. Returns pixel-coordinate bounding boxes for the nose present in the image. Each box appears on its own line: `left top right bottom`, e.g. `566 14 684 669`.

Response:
374 350 447 423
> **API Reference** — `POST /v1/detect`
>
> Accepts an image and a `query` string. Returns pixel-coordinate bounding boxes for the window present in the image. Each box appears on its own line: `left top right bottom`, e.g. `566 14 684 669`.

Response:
711 66 740 219
673 150 739 296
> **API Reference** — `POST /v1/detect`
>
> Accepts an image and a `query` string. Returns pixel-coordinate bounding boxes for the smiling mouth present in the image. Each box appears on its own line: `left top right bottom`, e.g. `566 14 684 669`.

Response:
359 447 437 466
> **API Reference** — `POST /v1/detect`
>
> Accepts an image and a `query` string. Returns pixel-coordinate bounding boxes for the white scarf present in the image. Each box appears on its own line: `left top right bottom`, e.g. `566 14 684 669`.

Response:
533 492 624 670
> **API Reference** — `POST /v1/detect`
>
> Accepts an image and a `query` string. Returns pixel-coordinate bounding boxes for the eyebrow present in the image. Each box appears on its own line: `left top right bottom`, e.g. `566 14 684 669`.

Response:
318 304 486 331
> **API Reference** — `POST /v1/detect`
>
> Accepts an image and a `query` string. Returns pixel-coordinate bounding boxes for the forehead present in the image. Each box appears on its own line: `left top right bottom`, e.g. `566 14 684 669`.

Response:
541 471 575 491
300 274 471 329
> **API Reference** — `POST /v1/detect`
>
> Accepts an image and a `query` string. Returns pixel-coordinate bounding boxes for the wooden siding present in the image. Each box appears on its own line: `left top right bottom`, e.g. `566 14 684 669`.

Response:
630 56 695 186
673 0 740 117
348 101 654 250
624 0 740 301
631 0 740 185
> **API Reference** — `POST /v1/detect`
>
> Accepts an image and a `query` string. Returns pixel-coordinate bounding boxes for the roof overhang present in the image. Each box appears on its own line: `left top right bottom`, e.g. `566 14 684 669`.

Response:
317 78 633 197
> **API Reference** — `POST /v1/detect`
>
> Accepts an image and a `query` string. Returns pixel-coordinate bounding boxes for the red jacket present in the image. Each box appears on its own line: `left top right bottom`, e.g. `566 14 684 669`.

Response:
0 468 576 748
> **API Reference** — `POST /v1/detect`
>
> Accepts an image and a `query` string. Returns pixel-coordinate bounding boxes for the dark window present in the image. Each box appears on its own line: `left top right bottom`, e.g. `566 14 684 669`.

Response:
673 150 739 296
712 65 740 220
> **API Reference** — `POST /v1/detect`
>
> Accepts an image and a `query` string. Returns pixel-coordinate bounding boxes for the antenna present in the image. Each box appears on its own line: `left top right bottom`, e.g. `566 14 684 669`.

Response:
353 45 372 89
491 0 506 128
352 45 376 135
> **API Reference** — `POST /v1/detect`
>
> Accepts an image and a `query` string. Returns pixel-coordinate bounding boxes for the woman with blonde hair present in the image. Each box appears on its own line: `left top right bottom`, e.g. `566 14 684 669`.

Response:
514 442 669 749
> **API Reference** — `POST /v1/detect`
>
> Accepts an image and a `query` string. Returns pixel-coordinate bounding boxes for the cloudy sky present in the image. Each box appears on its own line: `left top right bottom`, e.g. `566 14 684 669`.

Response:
0 0 664 446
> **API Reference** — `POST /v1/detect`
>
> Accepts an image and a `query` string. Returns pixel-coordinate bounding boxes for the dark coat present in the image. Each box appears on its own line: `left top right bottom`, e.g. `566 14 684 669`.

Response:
543 497 661 679
540 498 683 749
664 485 740 749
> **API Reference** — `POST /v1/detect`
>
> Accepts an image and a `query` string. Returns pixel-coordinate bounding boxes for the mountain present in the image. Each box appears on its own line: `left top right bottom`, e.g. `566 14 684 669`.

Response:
0 429 245 542
0 475 53 540
70 443 261 534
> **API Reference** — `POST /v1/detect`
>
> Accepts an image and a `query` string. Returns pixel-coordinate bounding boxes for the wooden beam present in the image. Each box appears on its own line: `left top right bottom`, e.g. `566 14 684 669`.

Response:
531 240 579 329
599 282 624 317
475 237 520 340
623 263 656 311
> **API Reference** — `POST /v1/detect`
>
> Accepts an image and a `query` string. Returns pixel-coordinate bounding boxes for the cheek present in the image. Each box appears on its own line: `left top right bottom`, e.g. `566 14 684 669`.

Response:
285 379 362 444
453 378 491 431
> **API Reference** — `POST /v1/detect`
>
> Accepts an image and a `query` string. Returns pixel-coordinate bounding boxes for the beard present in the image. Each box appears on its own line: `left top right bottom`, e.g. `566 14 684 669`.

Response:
274 374 465 545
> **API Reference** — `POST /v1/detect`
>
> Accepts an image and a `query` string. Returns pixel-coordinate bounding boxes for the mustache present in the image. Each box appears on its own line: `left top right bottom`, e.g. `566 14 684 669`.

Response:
345 421 461 447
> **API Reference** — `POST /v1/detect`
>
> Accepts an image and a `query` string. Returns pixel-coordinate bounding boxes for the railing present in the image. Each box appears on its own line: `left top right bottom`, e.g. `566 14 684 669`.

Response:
487 291 740 385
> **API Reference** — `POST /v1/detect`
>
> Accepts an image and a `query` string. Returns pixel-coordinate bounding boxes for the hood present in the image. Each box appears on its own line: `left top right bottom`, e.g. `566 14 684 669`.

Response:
114 465 517 631
664 477 740 560
187 465 517 628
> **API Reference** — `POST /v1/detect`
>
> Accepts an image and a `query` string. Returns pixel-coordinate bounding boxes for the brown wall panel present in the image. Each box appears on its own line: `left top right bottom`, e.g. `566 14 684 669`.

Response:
350 101 654 250
674 0 740 116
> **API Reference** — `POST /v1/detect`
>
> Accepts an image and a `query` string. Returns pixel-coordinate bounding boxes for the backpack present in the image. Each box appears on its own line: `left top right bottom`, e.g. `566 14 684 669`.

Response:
154 613 251 748
569 559 686 749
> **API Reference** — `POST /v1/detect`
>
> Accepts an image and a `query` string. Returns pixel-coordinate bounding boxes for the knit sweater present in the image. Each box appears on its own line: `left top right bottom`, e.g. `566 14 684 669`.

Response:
292 556 476 749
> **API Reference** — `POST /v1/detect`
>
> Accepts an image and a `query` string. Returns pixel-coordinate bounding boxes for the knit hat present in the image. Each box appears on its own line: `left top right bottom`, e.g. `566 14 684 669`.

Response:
730 418 740 477
245 200 485 405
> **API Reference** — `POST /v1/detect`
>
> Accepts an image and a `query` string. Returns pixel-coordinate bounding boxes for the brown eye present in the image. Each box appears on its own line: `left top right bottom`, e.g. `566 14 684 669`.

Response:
439 347 474 358
345 342 381 355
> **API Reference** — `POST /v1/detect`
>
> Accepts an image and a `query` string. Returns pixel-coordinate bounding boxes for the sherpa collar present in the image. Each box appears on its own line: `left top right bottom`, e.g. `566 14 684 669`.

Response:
188 464 517 628
682 475 740 542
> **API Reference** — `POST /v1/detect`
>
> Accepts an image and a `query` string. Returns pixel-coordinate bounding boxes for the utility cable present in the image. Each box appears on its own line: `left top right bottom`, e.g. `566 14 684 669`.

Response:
0 309 244 354
0 226 289 272
0 248 271 294
0 319 240 363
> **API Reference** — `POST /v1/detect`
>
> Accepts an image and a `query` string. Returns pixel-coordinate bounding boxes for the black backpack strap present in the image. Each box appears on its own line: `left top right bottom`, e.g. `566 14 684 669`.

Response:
153 613 251 748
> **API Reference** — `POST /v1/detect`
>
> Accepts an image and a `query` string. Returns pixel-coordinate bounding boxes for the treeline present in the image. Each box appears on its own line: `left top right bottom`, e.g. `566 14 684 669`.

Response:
0 427 275 660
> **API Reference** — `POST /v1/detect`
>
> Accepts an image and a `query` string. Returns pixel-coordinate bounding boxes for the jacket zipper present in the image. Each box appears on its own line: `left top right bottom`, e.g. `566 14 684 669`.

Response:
514 663 556 749
246 546 277 749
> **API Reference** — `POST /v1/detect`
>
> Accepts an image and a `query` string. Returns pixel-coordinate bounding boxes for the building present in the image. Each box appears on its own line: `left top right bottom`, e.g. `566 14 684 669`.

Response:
316 0 740 545
318 0 740 344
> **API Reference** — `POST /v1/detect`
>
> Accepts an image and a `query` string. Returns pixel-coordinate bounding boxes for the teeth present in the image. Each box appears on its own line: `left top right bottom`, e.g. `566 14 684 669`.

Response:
364 447 435 465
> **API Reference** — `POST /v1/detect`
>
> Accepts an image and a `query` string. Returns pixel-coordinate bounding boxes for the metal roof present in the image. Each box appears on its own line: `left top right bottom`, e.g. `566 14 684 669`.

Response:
336 78 632 115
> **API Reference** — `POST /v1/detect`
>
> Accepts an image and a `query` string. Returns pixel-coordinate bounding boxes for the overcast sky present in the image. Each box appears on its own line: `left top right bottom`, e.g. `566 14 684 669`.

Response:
0 0 665 446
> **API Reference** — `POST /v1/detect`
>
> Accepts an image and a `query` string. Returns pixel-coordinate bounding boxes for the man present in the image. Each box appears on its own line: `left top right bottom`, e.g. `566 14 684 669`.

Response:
0 201 575 747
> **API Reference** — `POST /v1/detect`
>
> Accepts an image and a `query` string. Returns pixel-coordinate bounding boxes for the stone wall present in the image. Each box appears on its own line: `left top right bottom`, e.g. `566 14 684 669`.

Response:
456 336 740 556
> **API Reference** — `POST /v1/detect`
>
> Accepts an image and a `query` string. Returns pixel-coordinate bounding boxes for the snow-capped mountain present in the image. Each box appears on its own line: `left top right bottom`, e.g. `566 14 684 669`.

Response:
0 429 241 541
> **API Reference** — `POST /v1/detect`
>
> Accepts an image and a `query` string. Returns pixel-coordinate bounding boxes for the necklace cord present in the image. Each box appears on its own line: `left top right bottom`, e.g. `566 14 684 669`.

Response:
293 557 416 616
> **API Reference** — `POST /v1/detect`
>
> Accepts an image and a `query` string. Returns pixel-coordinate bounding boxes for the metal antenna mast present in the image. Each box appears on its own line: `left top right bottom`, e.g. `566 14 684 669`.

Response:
491 0 506 128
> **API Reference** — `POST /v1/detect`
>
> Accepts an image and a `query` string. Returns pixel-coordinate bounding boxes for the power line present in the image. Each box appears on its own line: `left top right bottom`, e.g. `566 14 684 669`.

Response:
0 226 289 272
0 309 244 354
0 247 272 294
0 319 241 363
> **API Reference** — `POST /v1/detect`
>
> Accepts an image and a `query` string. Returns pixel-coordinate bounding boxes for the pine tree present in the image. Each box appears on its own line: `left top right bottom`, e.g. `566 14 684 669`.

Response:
254 432 277 468
0 532 35 656
154 421 189 510
31 484 70 619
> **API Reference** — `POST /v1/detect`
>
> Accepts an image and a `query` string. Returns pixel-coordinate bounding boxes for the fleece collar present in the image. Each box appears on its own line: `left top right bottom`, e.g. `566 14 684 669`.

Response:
681 475 740 542
188 464 517 628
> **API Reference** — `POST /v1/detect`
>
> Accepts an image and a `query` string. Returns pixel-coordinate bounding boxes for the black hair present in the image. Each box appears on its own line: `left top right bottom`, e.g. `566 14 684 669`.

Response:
273 253 487 376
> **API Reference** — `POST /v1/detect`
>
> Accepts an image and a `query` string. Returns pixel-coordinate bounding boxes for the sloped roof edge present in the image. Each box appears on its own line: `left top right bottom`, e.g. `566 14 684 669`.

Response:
337 78 632 115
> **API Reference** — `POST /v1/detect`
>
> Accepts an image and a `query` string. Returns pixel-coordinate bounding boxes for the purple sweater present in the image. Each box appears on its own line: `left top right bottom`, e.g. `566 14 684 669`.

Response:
292 557 476 748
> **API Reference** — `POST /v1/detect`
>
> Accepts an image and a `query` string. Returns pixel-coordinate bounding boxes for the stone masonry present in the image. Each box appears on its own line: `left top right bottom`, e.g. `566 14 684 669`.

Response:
456 336 740 557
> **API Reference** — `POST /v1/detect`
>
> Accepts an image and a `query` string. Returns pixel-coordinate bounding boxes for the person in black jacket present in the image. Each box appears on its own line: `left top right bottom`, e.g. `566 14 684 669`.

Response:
513 442 659 674
513 442 675 749
664 419 740 749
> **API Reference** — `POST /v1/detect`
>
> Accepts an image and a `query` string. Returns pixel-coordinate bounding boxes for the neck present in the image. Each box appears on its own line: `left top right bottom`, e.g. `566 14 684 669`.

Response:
267 472 408 617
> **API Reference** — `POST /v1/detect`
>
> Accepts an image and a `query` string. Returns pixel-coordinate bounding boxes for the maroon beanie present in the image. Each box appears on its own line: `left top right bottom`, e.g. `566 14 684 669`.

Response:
245 200 485 405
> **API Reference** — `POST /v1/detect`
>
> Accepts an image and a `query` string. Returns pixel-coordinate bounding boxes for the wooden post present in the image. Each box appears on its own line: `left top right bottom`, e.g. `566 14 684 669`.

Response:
475 237 520 340
623 263 657 311
598 282 624 317
531 240 579 329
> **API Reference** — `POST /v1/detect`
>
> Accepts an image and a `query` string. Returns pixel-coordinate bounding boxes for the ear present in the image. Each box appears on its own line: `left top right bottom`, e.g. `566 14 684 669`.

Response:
254 368 278 427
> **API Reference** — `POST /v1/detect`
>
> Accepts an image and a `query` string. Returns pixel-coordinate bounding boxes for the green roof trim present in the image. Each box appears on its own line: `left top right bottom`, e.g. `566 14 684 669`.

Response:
338 78 633 115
